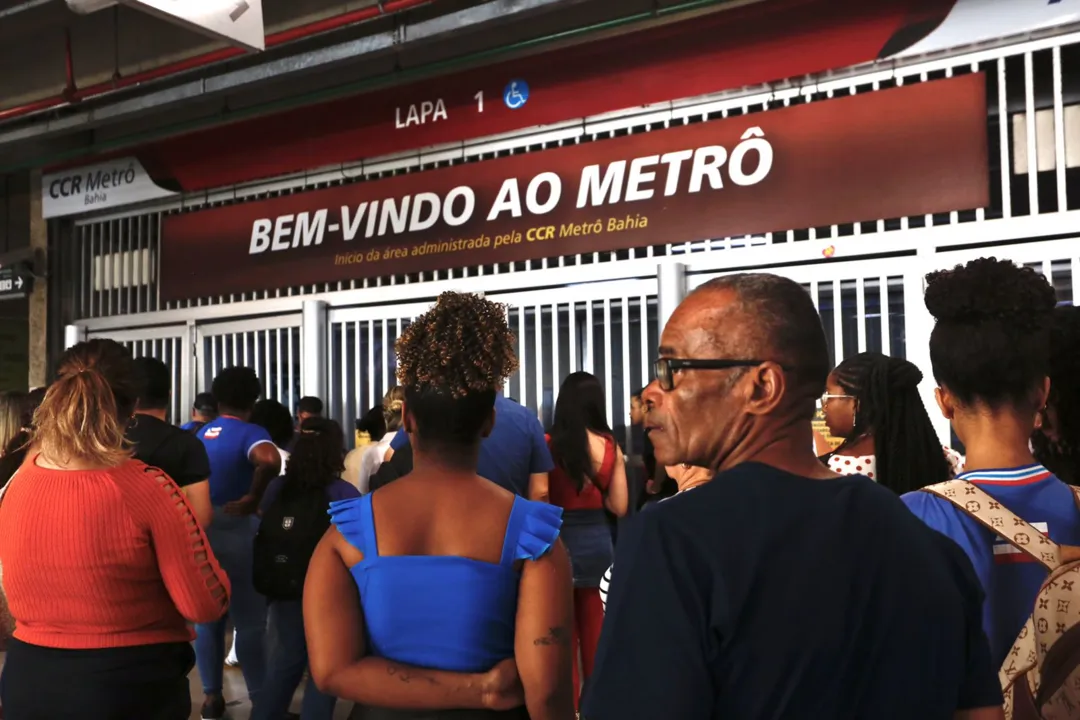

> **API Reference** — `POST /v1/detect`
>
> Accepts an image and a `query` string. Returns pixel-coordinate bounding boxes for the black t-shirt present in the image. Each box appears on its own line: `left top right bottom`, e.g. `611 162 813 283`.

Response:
126 414 211 488
369 443 413 493
583 462 1002 720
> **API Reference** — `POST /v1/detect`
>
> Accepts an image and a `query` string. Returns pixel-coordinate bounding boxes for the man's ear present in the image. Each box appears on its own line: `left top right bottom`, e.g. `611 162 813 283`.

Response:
745 362 786 416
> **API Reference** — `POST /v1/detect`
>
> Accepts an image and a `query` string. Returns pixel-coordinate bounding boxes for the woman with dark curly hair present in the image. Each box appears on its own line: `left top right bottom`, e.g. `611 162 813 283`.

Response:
1033 305 1080 486
304 292 574 720
903 258 1080 668
252 417 359 720
821 351 961 494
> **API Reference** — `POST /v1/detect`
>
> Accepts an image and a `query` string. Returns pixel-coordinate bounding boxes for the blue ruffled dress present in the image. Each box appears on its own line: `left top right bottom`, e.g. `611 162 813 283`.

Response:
329 493 563 719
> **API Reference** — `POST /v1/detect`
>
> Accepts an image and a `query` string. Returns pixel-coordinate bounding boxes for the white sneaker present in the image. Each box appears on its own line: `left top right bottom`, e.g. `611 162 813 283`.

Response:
225 629 239 667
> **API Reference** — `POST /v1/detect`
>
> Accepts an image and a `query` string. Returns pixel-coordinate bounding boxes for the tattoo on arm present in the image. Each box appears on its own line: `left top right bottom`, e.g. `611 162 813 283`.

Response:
533 626 570 647
386 663 438 685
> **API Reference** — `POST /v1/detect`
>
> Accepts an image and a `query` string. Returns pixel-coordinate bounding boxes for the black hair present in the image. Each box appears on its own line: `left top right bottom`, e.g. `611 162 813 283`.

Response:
250 398 295 449
395 292 518 458
0 386 47 489
356 405 387 438
550 372 613 492
630 388 645 400
1033 305 1080 484
925 258 1056 409
298 396 324 416
193 392 218 416
282 417 345 493
133 357 171 410
832 352 951 494
211 367 263 413
696 273 830 418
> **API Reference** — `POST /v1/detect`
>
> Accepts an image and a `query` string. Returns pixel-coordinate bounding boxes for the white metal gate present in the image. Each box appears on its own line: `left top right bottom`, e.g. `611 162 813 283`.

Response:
195 315 304 415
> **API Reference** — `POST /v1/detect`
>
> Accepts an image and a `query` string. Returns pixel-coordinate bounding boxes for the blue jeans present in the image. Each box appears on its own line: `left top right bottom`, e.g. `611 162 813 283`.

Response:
251 601 336 720
195 510 268 701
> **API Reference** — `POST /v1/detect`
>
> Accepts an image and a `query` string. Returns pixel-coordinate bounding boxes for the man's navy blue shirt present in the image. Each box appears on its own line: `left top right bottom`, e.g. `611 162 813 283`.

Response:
583 463 1002 720
389 395 553 496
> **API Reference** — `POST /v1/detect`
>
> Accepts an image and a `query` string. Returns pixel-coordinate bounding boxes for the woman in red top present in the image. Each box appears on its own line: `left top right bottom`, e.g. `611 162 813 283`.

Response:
547 371 629 707
0 339 230 720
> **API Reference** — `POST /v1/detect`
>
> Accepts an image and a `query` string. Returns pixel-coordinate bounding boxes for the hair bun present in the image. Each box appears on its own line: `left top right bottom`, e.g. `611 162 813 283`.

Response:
888 358 923 390
925 257 1056 327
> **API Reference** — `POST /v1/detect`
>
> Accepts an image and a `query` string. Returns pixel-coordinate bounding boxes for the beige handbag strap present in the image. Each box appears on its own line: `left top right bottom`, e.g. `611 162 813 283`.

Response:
922 480 1062 571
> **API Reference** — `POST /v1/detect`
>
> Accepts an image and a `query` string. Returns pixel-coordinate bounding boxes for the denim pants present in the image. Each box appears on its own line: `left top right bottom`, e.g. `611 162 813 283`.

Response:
195 509 268 701
251 600 337 720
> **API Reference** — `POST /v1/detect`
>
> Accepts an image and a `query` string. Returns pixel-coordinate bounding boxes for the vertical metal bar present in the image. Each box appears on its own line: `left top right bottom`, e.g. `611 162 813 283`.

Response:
603 298 614 428
856 277 867 353
90 222 99 318
831 279 843 364
274 328 283 402
353 321 363 416
1071 257 1079 306
1025 51 1039 216
78 224 87 319
1041 259 1053 284
585 301 595 374
155 214 163 312
253 329 263 387
1054 46 1068 213
120 217 129 315
639 295 650 389
517 307 528 409
132 216 142 314
880 277 892 357
809 281 820 311
621 297 632 450
287 327 297 414
551 304 561 407
534 306 544 421
104 220 113 318
999 58 1013 219
367 321 376 407
381 320 390 402
340 322 350 425
569 303 578 374
210 334 218 387
242 331 251 368
328 323 339 421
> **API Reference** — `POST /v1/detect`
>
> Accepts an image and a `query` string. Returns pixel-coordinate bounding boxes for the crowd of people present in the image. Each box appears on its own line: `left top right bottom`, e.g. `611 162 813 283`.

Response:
0 256 1077 719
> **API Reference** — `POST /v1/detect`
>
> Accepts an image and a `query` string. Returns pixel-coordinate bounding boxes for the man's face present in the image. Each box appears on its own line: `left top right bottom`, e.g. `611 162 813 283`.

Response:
642 289 752 469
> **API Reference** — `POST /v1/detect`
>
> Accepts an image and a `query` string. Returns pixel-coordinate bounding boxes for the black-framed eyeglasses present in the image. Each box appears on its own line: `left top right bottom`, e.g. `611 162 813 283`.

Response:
653 357 767 392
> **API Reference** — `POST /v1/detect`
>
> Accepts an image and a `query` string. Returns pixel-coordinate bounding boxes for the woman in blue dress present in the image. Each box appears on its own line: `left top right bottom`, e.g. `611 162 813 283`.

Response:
304 291 575 720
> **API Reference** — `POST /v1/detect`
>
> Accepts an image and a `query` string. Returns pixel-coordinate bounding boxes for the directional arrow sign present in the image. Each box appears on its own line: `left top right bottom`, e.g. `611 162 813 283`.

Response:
0 264 34 300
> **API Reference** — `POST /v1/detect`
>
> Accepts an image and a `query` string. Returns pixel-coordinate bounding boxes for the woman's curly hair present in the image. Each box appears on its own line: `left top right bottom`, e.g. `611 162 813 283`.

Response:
925 257 1056 408
395 292 519 451
396 292 518 396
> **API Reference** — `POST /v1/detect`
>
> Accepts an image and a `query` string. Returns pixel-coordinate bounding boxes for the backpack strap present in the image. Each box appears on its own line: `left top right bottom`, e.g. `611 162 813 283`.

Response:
922 480 1061 571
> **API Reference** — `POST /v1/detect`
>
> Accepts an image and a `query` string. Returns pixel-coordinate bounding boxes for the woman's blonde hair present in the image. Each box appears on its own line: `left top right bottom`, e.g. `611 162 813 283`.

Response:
382 385 406 432
34 339 138 467
0 391 25 453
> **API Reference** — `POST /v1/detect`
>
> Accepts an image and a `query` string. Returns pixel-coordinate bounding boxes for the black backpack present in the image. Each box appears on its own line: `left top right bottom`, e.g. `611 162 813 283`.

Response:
253 481 330 601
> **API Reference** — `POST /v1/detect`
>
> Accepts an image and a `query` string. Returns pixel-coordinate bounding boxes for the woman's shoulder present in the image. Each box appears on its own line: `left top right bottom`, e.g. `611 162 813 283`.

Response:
509 497 564 562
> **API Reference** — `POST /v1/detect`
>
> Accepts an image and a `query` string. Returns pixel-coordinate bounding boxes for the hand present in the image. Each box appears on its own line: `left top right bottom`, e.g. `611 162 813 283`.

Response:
224 494 258 516
480 658 524 711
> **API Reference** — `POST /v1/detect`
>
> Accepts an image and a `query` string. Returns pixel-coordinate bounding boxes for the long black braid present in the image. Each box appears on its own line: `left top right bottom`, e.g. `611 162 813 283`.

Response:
832 352 951 494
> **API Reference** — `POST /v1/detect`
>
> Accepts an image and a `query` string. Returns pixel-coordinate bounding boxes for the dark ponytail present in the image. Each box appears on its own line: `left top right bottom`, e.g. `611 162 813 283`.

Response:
833 352 951 494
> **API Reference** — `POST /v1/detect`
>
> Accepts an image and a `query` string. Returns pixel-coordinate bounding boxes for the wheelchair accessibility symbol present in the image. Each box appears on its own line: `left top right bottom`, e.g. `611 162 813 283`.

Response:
504 80 529 110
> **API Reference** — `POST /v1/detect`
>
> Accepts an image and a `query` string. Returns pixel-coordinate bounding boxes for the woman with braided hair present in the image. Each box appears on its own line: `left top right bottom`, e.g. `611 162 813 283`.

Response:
1033 305 1080 485
304 292 574 720
821 351 960 494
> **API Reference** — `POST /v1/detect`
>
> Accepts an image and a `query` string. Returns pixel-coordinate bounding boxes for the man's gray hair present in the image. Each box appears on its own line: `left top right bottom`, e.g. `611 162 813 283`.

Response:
694 273 831 395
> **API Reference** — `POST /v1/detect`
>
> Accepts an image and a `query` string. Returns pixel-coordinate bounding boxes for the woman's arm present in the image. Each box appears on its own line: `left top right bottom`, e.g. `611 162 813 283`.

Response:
603 446 630 517
304 528 523 710
225 442 281 516
514 539 576 720
138 470 230 623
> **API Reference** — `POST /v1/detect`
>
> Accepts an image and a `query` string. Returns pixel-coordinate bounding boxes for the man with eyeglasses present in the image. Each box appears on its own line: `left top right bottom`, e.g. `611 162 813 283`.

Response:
582 273 1003 720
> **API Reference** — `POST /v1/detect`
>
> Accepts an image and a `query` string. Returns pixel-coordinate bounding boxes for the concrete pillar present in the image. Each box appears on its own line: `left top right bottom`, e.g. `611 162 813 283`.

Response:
27 170 47 389
301 300 328 403
657 262 687 336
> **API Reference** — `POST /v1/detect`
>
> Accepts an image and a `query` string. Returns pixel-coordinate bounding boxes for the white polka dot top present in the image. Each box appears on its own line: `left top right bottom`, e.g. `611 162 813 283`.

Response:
828 447 966 481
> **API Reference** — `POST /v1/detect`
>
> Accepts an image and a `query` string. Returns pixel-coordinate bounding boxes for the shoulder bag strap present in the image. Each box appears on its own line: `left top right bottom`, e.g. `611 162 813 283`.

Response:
923 479 1061 571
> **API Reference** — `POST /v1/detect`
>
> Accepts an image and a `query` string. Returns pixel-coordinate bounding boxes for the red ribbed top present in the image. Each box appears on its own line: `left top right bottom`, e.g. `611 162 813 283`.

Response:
0 457 230 649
